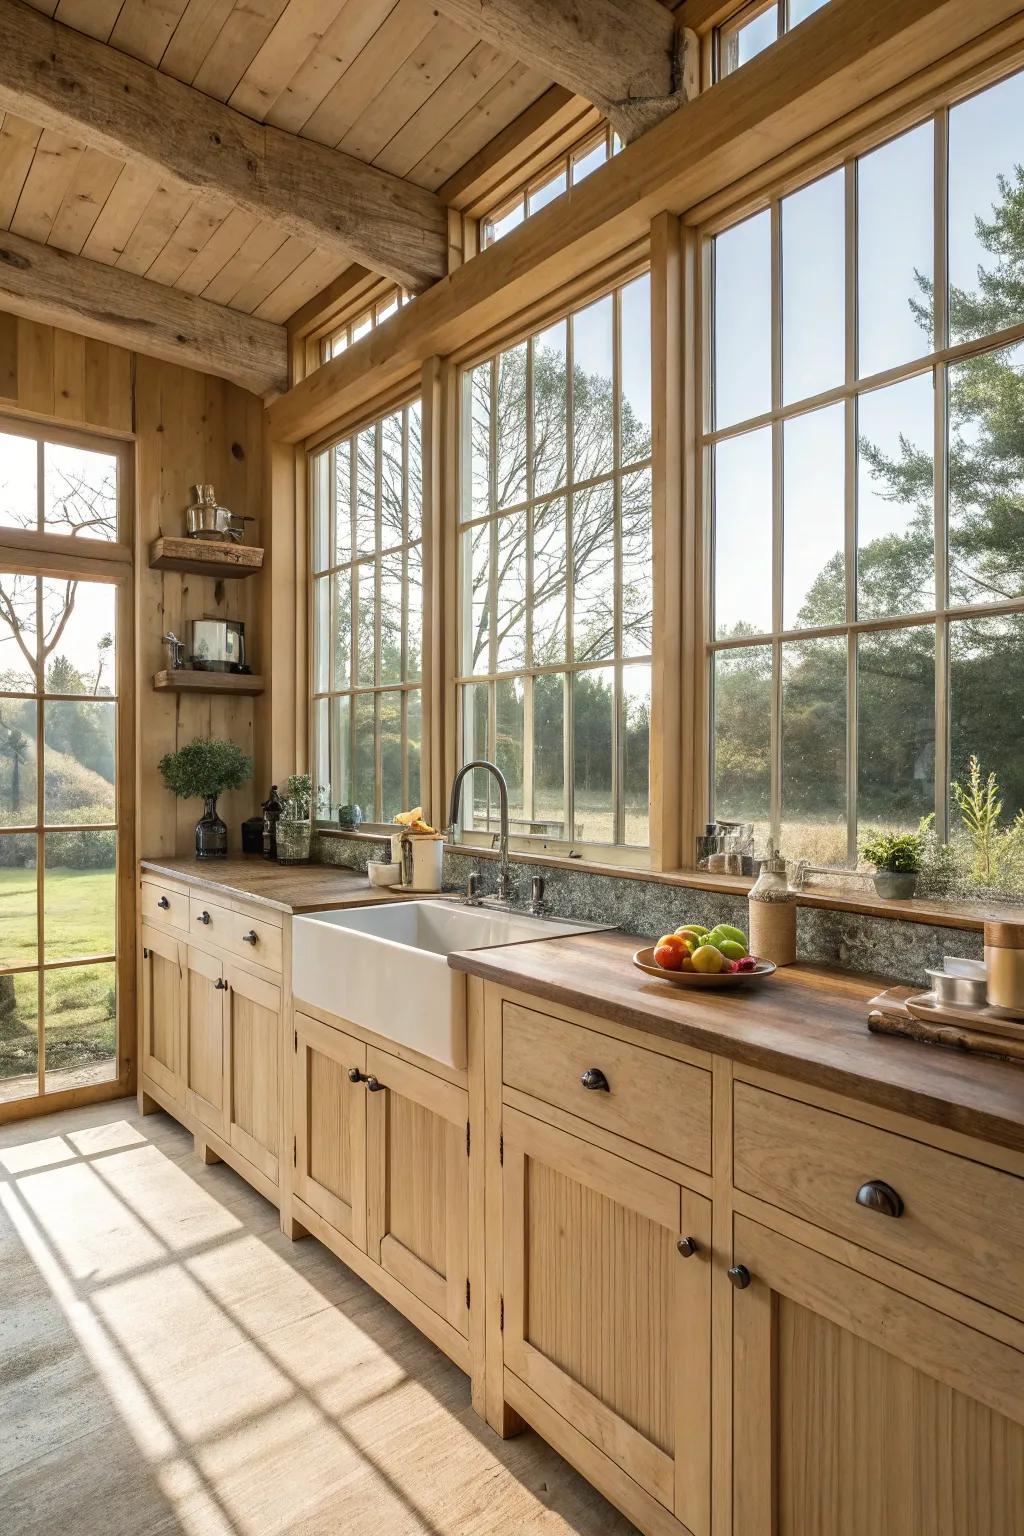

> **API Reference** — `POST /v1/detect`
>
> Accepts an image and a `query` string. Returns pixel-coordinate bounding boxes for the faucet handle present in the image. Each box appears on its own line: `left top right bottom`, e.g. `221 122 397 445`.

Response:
465 872 482 906
530 874 547 914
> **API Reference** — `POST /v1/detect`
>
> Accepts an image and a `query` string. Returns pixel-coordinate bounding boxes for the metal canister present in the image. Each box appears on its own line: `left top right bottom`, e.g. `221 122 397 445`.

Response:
984 920 1024 1017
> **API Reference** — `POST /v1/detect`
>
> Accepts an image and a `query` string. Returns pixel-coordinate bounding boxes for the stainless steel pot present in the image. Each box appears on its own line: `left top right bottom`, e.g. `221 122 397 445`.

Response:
185 484 250 543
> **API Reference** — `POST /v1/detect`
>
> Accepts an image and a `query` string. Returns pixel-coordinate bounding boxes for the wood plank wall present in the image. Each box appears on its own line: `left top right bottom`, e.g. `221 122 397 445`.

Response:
0 309 265 859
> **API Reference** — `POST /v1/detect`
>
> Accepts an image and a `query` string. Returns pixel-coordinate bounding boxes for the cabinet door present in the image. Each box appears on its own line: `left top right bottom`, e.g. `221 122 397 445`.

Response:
732 1214 1024 1536
365 1046 470 1338
184 946 228 1138
293 1012 367 1250
225 963 281 1184
502 1106 711 1533
140 924 183 1100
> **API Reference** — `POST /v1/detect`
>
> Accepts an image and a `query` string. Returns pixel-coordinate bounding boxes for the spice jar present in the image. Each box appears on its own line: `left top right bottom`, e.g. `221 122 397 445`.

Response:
748 843 797 967
984 921 1024 1017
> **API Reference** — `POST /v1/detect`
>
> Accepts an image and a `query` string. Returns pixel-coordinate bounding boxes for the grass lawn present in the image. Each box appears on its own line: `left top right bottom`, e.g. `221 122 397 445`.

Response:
0 866 117 1081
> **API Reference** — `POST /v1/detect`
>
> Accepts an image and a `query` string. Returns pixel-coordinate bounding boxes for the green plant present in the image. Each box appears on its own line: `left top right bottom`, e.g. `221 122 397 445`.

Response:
159 738 252 802
859 828 924 874
952 754 1004 885
284 773 329 820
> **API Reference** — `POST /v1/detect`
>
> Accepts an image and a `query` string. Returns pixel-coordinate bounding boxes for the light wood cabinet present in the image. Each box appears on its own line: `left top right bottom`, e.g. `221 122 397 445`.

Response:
184 945 230 1139
293 1011 367 1249
365 1046 470 1338
140 923 183 1102
225 962 281 1184
501 1104 711 1535
731 1213 1024 1536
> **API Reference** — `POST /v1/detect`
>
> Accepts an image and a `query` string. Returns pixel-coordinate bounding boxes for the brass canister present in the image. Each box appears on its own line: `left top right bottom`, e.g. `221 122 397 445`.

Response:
984 920 1024 1017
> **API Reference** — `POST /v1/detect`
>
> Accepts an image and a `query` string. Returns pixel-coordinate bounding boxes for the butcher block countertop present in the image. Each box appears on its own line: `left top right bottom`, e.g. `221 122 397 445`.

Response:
139 855 417 915
449 929 1024 1154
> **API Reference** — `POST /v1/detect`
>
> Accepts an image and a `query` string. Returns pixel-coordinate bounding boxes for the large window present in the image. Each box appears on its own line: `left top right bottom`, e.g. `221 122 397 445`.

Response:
310 401 423 825
0 421 127 1106
706 68 1024 887
456 272 653 857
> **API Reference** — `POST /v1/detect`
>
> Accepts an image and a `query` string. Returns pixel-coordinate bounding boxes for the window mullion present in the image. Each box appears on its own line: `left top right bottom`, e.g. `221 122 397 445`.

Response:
933 106 951 841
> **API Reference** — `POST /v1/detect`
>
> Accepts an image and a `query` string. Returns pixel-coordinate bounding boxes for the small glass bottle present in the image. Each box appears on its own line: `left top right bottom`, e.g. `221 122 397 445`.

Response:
261 784 284 860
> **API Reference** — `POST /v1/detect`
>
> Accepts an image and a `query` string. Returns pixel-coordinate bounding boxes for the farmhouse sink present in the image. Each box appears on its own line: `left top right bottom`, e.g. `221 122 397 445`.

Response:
292 900 604 1069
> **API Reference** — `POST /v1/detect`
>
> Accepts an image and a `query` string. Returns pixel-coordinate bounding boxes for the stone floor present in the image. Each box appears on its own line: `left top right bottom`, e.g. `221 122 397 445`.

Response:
0 1096 637 1536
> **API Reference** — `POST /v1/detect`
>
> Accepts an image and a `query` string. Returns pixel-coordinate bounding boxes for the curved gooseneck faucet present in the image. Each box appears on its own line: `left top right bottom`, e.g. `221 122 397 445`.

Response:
447 759 511 905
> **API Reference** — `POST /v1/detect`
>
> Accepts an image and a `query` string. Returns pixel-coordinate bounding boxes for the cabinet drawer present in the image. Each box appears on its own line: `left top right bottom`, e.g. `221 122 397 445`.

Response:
502 1002 711 1173
188 895 282 972
733 1081 1024 1323
141 877 190 933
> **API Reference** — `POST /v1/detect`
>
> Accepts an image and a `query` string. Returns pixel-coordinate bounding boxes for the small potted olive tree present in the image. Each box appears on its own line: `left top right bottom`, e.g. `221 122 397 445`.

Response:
159 737 253 860
860 829 924 900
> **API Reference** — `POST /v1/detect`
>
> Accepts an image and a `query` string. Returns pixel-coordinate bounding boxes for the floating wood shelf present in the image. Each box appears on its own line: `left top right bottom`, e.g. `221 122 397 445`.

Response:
152 670 264 696
149 536 264 577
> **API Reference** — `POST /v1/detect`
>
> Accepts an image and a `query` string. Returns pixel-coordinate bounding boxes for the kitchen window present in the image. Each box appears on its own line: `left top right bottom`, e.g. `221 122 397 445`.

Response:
456 271 653 860
705 66 1024 890
310 399 423 825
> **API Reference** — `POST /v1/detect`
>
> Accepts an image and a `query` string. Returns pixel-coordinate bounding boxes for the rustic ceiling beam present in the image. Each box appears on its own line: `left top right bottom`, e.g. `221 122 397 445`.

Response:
0 0 449 292
432 0 695 141
0 229 287 396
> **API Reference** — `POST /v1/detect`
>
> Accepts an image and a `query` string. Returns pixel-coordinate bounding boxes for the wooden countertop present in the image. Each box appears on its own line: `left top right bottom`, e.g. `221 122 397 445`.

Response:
449 930 1024 1154
139 856 416 914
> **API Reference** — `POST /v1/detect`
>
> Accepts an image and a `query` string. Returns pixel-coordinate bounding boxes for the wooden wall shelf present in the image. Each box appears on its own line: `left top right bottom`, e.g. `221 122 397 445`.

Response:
149 537 264 576
152 670 264 696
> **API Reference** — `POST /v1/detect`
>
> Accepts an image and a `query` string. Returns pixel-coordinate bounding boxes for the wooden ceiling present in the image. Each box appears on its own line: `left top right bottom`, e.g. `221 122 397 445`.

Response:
0 0 555 324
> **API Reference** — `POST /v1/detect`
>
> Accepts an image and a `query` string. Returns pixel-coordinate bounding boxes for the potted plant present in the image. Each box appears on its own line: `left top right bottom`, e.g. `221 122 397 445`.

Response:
275 774 329 864
860 829 924 900
158 737 253 860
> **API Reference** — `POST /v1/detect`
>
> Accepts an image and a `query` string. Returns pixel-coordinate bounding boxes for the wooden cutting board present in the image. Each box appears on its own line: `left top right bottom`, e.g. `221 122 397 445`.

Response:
868 986 1024 1063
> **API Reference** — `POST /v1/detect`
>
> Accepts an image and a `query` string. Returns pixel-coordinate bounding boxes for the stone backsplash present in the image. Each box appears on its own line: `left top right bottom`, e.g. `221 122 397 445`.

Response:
313 831 984 988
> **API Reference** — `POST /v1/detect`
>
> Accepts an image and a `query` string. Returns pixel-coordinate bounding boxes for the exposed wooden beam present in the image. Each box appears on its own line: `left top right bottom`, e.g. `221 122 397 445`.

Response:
432 0 695 141
0 229 286 396
268 0 1024 442
0 0 448 292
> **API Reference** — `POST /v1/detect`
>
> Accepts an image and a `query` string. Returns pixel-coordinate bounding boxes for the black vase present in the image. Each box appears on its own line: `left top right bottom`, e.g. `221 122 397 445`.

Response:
195 795 228 859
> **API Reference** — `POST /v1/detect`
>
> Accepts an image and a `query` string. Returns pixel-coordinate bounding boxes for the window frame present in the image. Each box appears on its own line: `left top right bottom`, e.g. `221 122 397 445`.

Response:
698 73 1024 869
480 125 622 252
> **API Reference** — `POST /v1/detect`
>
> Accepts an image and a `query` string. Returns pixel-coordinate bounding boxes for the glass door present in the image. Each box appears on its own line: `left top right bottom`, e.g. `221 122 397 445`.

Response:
0 421 131 1112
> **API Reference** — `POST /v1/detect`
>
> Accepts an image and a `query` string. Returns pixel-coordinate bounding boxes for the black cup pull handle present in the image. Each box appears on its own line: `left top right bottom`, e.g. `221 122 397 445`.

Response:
157 895 170 910
580 1067 610 1092
242 930 258 945
856 1180 904 1218
198 910 211 925
728 1264 751 1289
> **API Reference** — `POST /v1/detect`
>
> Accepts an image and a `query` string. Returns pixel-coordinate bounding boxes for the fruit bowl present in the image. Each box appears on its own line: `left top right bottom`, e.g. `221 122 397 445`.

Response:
632 947 777 988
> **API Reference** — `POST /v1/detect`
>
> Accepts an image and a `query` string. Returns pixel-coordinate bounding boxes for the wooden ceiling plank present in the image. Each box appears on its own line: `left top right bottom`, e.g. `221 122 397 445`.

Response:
264 0 398 136
227 233 313 315
52 0 121 40
145 196 233 287
191 0 292 104
174 206 258 294
115 184 194 275
0 114 42 229
109 0 192 67
374 40 514 180
252 247 345 323
228 0 354 123
432 0 690 141
47 143 123 253
79 160 152 265
0 0 450 288
0 225 287 393
10 129 84 244
159 0 237 84
409 62 557 191
299 0 438 149
200 220 291 307
337 18 477 166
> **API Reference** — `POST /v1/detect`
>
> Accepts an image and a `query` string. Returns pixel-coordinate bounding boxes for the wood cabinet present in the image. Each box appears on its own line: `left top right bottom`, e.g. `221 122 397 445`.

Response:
365 1046 470 1338
293 1011 367 1249
184 945 230 1139
731 1214 1024 1536
140 922 183 1102
501 1104 711 1535
225 962 282 1183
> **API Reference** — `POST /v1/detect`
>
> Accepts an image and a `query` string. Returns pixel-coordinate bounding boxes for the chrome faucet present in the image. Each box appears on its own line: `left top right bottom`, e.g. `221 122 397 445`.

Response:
447 759 512 906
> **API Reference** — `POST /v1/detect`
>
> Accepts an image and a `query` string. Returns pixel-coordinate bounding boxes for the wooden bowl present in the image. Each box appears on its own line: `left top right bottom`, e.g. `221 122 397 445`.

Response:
632 947 777 988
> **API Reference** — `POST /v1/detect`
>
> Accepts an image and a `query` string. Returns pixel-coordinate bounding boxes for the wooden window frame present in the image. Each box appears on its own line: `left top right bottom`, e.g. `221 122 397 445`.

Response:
479 125 621 254
698 60 1024 870
0 412 135 1123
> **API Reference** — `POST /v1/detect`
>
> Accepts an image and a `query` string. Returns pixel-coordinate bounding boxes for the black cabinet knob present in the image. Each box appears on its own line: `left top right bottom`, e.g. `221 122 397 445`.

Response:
214 977 228 991
855 1180 904 1218
242 930 258 945
728 1264 751 1289
580 1067 610 1092
157 896 170 910
366 1075 384 1093
198 910 211 925
677 1236 699 1258
348 1067 366 1084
